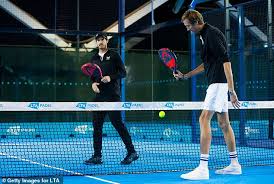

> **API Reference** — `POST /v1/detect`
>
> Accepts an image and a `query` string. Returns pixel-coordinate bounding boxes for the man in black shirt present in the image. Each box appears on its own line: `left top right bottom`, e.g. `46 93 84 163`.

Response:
174 10 241 180
84 33 138 165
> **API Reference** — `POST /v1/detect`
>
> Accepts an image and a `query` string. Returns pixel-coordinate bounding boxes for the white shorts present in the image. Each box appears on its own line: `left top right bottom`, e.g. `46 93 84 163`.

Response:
203 83 228 113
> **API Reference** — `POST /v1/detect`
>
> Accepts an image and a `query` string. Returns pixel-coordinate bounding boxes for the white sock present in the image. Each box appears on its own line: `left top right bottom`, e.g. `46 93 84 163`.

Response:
199 154 209 169
229 151 239 165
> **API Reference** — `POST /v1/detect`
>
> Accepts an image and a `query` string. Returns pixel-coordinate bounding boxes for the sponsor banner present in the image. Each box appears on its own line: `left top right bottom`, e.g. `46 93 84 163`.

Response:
210 120 269 140
0 101 273 111
245 120 269 139
0 121 270 141
1 121 192 142
1 122 91 139
6 126 35 136
128 122 192 142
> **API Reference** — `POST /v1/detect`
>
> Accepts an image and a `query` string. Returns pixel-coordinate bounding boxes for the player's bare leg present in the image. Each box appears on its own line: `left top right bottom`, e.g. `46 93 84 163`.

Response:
180 110 214 180
215 112 242 175
199 110 214 154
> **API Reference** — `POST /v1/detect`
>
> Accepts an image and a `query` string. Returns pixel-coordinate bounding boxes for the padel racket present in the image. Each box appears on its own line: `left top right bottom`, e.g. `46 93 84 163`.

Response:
158 48 178 72
81 63 103 82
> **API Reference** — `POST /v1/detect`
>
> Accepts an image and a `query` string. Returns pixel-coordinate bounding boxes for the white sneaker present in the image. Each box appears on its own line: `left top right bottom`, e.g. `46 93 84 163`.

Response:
215 164 242 175
180 167 209 180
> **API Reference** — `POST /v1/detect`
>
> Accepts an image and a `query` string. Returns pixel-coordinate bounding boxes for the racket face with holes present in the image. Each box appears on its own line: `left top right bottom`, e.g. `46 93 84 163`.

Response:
158 48 178 72
81 63 102 80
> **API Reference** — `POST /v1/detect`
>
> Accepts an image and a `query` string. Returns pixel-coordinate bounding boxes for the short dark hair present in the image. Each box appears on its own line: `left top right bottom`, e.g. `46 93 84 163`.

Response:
181 9 204 25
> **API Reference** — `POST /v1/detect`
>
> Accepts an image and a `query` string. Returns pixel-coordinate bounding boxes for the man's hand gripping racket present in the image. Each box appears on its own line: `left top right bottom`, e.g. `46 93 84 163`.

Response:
158 48 188 80
81 63 104 93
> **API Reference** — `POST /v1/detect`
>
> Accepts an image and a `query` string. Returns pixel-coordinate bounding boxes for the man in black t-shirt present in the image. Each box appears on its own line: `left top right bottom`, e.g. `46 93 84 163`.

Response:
84 33 138 165
174 10 241 180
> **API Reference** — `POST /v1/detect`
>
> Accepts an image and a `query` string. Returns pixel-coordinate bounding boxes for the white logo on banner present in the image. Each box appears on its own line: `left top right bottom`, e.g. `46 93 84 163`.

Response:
122 102 143 109
241 101 257 108
74 125 93 134
163 128 180 138
7 126 35 135
165 102 184 109
28 102 52 109
7 126 21 135
245 126 260 135
76 103 99 110
76 103 87 109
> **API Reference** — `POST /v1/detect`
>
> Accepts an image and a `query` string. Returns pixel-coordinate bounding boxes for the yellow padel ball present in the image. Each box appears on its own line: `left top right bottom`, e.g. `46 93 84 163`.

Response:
159 111 165 118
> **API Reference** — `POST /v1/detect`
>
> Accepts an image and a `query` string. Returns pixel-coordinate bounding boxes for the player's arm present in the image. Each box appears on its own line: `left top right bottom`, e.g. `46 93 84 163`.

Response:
173 63 204 80
223 62 240 108
209 30 240 108
184 63 204 79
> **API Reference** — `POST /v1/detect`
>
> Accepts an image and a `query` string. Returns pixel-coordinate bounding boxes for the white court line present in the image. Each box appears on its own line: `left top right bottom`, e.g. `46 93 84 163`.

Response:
0 152 120 184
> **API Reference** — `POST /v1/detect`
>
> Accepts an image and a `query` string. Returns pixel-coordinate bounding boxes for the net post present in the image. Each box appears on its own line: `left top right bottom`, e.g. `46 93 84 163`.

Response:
118 0 126 120
238 5 247 146
189 4 199 144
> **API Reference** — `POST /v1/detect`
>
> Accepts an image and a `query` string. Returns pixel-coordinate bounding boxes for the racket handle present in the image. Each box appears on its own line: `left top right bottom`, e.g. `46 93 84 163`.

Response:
173 68 178 74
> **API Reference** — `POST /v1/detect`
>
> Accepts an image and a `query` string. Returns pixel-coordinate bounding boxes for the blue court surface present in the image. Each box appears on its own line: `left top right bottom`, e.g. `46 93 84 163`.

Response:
62 165 274 184
1 138 274 175
1 137 274 184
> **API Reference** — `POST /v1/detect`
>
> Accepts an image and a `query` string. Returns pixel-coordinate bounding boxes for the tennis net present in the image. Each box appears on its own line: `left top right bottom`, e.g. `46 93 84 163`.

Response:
0 101 273 177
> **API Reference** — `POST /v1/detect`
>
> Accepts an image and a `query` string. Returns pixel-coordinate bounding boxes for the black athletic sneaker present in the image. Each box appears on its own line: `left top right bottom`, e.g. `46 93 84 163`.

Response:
84 155 103 165
121 152 139 165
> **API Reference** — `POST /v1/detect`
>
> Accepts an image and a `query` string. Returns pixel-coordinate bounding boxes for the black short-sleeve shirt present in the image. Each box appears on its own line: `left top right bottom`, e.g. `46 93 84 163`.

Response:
199 23 230 85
